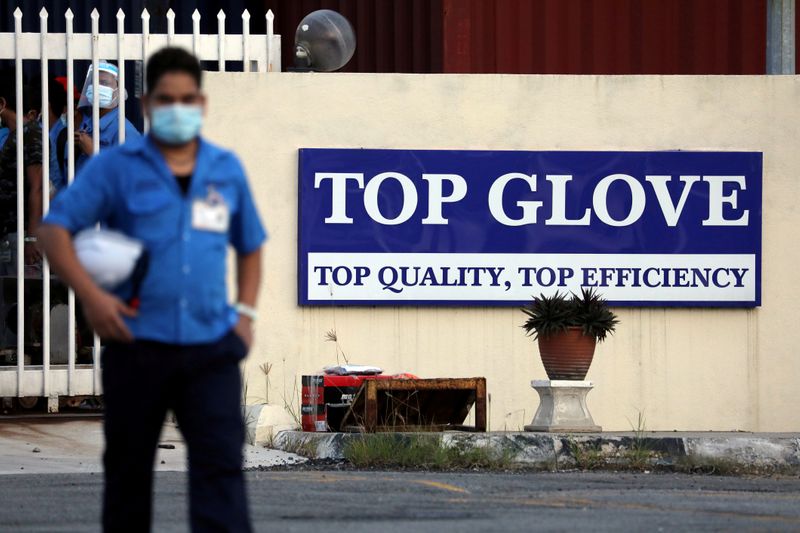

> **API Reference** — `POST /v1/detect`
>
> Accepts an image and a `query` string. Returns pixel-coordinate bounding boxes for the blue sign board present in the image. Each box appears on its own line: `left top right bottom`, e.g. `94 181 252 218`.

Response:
298 149 762 307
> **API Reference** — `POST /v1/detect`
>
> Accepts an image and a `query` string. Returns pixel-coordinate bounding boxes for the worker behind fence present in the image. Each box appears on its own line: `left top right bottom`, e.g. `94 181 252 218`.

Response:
73 61 140 173
38 47 265 532
0 68 44 277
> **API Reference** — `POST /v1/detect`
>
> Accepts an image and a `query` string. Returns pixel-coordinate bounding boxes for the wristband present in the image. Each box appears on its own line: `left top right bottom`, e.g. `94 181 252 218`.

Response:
235 302 258 321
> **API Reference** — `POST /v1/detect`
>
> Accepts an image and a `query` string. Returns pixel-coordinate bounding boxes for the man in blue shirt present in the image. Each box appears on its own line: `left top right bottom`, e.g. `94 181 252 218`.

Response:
44 77 69 193
38 48 265 532
73 62 141 173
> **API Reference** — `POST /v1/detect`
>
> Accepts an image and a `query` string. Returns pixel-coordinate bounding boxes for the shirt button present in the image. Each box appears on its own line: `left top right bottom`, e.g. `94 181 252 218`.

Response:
182 264 190 274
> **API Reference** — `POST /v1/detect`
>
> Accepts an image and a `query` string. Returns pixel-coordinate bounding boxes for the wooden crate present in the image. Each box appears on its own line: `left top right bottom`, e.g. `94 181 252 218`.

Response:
339 377 487 433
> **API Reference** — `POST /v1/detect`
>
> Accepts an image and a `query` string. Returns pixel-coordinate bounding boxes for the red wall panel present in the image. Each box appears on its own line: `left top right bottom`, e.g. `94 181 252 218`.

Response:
442 0 767 74
261 0 770 74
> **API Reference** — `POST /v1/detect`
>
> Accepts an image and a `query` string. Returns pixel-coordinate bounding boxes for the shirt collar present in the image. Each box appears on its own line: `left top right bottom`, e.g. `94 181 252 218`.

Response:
97 107 119 131
126 134 219 189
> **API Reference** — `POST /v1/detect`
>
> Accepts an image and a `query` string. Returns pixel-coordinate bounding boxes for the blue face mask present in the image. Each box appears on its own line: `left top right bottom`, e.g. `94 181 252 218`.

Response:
85 85 115 108
150 104 203 145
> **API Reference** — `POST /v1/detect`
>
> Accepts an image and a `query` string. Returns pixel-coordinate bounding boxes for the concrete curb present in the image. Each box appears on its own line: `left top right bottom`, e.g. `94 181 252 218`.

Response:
271 431 800 470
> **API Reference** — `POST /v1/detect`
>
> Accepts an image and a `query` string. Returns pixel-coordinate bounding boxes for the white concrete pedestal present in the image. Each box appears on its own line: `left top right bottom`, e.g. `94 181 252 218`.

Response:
524 380 601 432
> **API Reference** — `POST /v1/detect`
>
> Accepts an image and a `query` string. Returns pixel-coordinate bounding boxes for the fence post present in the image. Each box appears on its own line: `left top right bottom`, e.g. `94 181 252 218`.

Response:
40 7 52 401
141 8 150 131
218 10 226 72
767 0 796 74
192 9 201 56
14 7 24 397
166 8 175 46
90 9 102 394
242 9 251 72
266 10 274 72
117 8 126 144
65 8 77 397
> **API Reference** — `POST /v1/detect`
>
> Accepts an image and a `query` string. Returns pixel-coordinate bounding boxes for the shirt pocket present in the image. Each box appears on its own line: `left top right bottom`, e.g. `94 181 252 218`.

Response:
125 183 178 247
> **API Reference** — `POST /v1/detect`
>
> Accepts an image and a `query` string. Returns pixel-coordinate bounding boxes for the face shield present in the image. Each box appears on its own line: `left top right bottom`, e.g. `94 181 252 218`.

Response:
78 62 126 110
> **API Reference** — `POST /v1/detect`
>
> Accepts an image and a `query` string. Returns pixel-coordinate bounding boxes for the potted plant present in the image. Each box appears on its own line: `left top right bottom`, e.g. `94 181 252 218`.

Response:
521 288 619 380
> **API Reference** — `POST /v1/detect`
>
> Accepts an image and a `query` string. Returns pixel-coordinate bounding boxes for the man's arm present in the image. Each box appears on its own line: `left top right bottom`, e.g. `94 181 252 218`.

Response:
24 163 43 264
233 247 262 348
36 224 136 342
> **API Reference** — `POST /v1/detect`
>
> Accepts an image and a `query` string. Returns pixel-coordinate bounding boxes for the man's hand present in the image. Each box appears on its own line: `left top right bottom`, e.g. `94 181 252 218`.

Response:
23 242 41 265
82 289 137 343
233 315 253 351
75 131 94 155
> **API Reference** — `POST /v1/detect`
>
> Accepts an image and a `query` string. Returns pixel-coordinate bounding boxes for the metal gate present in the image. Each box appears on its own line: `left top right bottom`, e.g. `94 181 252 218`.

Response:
0 6 280 410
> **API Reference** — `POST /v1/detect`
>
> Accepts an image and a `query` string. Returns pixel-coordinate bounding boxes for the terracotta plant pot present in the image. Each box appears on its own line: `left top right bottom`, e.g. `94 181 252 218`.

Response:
537 326 597 380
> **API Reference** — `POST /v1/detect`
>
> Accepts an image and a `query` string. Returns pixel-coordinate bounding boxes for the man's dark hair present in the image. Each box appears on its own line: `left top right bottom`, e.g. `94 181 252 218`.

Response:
0 67 17 110
0 68 40 114
146 47 202 93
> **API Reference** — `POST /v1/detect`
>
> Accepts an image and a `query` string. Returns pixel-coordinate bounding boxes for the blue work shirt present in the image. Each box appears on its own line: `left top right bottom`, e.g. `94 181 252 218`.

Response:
48 119 67 192
74 107 141 173
0 127 8 149
44 134 267 345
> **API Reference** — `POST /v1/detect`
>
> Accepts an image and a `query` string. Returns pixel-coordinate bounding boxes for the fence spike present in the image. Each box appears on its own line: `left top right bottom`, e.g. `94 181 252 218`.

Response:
39 6 48 18
117 9 126 144
141 8 150 22
167 8 175 44
192 9 201 54
63 3 77 393
218 9 227 72
91 8 99 20
242 9 251 71
266 10 274 72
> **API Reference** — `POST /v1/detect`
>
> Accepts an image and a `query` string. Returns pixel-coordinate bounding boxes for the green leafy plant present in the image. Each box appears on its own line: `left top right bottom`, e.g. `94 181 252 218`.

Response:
521 288 619 341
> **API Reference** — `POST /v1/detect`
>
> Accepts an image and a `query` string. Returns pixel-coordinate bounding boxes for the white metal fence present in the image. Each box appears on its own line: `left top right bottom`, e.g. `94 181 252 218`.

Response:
0 7 280 410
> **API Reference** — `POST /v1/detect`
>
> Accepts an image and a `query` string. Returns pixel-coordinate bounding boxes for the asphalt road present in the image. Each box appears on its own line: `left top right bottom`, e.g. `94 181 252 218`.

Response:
1 470 799 532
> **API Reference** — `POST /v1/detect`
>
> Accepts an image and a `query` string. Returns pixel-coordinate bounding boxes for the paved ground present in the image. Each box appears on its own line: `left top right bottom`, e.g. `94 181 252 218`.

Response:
0 470 799 532
1 418 799 531
0 417 305 474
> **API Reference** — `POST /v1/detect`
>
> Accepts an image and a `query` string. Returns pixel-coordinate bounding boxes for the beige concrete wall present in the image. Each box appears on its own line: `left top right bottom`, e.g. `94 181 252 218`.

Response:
204 72 800 432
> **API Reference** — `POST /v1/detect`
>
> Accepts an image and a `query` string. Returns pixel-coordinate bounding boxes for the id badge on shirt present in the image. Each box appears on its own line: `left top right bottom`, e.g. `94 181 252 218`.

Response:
192 186 229 233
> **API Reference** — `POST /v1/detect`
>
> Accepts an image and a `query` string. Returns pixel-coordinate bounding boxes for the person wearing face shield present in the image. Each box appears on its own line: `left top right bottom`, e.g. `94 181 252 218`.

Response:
73 62 140 173
38 47 264 533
